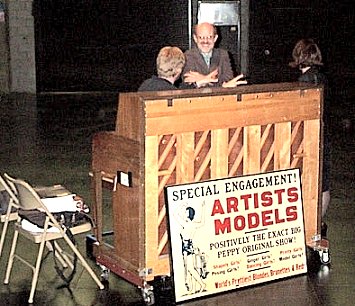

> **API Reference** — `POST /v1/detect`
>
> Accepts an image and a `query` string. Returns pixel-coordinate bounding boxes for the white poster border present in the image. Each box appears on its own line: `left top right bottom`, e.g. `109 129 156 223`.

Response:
165 168 308 303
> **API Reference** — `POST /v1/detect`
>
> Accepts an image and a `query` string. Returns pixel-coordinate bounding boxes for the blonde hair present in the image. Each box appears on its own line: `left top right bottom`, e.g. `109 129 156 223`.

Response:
289 39 323 68
157 46 185 78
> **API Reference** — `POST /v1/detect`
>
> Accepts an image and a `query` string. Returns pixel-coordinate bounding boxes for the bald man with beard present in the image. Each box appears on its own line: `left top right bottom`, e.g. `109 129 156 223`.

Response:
182 22 246 88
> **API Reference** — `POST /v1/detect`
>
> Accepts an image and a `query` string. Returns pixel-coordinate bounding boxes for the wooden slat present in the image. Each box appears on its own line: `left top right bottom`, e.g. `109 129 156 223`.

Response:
194 131 211 181
158 157 176 195
176 133 195 184
260 124 274 172
145 136 159 270
92 171 103 242
243 126 261 174
145 89 321 136
291 121 304 168
274 122 292 169
144 89 320 115
158 135 176 168
211 129 229 178
228 128 243 177
195 149 211 181
302 119 321 243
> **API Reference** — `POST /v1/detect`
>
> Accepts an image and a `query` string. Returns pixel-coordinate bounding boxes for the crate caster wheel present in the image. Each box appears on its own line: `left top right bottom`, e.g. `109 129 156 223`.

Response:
141 284 155 306
98 264 110 281
319 249 331 265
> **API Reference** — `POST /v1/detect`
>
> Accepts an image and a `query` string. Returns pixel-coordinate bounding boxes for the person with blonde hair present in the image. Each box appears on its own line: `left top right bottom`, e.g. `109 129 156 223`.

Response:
138 46 185 91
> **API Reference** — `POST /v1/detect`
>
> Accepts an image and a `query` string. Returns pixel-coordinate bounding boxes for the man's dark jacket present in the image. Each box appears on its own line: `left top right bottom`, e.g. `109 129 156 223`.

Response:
181 48 234 88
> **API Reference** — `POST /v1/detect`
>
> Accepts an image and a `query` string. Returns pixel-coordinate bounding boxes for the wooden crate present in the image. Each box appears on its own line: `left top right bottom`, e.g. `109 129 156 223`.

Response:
91 82 324 286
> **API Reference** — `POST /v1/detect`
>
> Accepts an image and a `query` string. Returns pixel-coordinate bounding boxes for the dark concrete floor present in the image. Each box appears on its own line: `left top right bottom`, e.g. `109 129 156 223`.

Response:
0 92 354 305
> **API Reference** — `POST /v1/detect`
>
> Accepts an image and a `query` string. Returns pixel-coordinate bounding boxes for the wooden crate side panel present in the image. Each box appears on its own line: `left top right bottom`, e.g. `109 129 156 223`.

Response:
302 119 321 243
116 94 144 141
92 131 145 269
92 132 140 173
112 186 142 268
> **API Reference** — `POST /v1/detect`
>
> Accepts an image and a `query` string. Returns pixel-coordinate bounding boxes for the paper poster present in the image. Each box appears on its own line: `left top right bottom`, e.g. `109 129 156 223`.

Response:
165 168 307 303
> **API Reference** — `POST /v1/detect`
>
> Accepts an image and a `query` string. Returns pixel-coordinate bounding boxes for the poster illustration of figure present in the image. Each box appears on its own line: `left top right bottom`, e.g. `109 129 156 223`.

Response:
166 169 307 303
173 201 209 295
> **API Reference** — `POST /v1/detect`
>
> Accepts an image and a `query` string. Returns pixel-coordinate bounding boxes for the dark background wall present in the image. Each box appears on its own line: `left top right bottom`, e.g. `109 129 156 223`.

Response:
248 1 330 83
34 0 189 92
33 0 354 109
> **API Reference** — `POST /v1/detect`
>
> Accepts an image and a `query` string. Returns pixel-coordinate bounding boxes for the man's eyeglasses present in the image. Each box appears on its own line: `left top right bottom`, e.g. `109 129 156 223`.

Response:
196 35 215 41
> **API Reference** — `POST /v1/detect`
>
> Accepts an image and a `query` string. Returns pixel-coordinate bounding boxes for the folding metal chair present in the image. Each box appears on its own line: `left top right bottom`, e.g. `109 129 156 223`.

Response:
0 174 19 257
3 175 104 304
1 173 76 270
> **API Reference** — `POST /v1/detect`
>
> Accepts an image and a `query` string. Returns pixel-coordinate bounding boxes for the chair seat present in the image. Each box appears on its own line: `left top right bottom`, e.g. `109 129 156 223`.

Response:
15 221 92 243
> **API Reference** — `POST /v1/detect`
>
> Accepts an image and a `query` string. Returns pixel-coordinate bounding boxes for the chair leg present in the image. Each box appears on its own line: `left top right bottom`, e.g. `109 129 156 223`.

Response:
52 241 74 270
62 233 104 289
28 237 47 304
45 241 73 269
0 218 10 257
4 227 19 284
0 204 15 257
